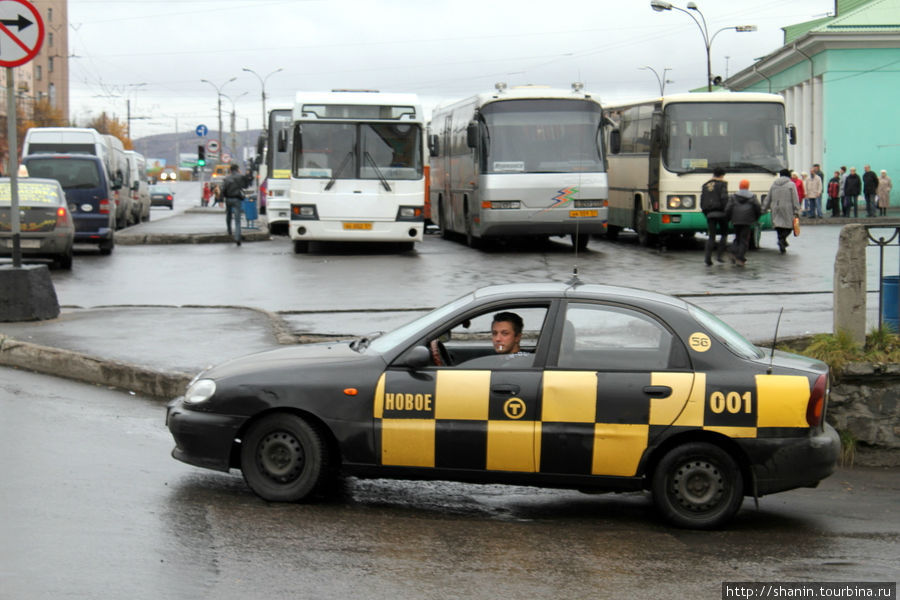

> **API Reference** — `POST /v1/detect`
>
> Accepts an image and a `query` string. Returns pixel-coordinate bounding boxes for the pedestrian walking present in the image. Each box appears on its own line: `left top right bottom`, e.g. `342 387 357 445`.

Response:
839 166 849 217
827 170 842 218
765 168 800 254
222 164 253 246
844 167 862 218
804 171 822 219
201 182 211 207
211 184 223 208
877 170 893 217
863 165 879 217
700 167 729 266
725 179 762 267
791 172 805 210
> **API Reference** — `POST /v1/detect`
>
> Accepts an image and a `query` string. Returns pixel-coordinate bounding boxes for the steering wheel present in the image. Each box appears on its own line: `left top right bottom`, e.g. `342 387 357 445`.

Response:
429 339 451 366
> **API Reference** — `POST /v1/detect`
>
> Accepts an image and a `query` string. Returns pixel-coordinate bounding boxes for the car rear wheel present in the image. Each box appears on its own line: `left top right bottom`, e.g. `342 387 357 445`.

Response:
241 413 329 502
651 442 743 529
99 236 115 255
55 248 73 270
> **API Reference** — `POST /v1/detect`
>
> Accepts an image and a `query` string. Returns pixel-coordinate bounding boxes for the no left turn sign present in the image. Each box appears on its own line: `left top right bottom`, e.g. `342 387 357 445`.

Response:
0 0 43 68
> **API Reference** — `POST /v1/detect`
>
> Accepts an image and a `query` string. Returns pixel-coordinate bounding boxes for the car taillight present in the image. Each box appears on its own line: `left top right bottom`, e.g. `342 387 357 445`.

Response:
99 199 111 214
167 195 173 201
807 373 827 427
55 206 69 227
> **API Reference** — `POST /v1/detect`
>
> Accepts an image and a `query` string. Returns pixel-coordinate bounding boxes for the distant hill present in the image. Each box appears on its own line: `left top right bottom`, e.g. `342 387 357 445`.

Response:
133 129 263 168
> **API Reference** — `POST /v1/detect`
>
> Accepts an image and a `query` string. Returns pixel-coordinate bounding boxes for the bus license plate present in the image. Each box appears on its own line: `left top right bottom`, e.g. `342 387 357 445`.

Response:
569 210 598 218
343 222 373 230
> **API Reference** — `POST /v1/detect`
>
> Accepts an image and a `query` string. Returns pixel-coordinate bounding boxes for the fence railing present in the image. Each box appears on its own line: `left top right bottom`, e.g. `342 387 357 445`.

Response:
866 223 900 332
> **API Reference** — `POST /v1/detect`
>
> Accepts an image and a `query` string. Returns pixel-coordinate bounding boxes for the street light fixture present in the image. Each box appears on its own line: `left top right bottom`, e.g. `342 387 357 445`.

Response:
242 67 283 132
221 91 248 160
200 77 237 163
639 66 673 96
650 1 756 91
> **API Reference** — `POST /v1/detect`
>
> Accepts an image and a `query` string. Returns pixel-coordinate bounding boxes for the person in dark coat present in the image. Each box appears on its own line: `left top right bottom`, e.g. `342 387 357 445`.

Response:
862 165 879 217
725 179 762 266
700 167 729 266
844 167 862 218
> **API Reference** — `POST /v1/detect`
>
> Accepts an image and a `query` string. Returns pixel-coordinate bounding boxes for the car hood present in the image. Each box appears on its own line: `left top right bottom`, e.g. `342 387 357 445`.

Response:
199 340 383 381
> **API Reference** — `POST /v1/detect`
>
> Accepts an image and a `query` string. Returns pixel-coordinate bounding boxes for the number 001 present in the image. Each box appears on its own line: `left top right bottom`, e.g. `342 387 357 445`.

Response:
709 391 752 414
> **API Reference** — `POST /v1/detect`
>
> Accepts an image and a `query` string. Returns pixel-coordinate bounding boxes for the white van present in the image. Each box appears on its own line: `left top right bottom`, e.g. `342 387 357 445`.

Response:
125 150 151 222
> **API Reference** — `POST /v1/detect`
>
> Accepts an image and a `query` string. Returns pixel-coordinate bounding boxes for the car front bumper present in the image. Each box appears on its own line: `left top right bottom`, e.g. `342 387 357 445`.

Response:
166 397 246 472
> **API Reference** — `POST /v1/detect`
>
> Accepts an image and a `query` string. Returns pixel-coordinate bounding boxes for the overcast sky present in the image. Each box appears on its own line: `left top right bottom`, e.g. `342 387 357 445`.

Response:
66 0 835 139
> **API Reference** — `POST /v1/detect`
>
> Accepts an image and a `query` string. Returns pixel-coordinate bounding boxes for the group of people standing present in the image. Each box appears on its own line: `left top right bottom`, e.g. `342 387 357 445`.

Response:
702 167 802 267
790 164 892 219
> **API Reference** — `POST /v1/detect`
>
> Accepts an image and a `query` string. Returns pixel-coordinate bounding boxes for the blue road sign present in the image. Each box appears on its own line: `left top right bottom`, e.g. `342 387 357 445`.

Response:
195 124 208 137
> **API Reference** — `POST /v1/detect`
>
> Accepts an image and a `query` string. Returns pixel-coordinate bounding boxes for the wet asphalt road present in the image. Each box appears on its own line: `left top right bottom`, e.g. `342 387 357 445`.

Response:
1 368 898 600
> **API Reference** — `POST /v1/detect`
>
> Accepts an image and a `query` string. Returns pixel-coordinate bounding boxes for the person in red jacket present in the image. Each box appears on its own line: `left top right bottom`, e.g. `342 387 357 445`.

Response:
791 172 805 207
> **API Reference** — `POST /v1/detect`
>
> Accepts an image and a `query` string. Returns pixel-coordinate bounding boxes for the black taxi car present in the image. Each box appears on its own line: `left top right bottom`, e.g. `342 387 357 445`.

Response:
166 283 839 528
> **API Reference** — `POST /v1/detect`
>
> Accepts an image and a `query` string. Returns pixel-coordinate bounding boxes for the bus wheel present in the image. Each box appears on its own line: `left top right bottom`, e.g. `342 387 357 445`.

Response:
571 233 589 251
465 217 480 249
636 210 656 247
606 224 621 241
439 199 452 240
293 240 309 254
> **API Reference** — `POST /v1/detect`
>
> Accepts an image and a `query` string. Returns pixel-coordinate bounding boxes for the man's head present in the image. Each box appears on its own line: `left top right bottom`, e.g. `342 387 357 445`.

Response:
864 165 871 172
230 164 239 173
492 311 523 354
779 168 791 178
713 167 725 179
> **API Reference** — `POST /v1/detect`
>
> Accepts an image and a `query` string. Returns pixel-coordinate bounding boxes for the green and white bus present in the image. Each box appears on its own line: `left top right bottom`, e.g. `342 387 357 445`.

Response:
604 92 795 247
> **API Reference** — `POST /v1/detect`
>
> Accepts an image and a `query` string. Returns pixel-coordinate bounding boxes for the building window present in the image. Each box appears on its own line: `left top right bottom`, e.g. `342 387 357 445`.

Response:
48 32 53 47
47 7 52 21
36 65 42 81
49 83 56 107
48 56 53 73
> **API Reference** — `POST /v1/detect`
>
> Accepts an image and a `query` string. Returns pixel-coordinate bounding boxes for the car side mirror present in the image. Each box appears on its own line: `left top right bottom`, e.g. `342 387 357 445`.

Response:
466 121 479 149
428 133 439 157
395 345 432 369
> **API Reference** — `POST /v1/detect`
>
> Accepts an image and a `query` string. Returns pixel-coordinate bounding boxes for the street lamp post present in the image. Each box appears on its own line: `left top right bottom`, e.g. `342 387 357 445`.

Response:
200 77 237 164
639 65 673 96
221 92 248 161
242 67 283 132
650 1 756 91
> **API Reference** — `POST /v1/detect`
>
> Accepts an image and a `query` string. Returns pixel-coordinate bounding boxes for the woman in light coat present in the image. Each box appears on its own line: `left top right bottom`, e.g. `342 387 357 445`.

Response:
804 170 823 218
765 168 801 254
877 170 893 216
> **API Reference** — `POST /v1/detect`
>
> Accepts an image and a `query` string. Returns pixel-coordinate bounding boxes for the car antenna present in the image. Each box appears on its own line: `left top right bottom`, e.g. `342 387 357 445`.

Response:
767 306 784 374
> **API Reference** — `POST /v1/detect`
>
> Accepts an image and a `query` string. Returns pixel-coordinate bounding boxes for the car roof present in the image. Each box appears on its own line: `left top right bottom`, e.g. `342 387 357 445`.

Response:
0 176 64 189
471 282 688 310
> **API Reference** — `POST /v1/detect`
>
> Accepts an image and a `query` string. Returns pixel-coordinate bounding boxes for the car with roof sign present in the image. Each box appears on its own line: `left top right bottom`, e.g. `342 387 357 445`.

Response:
0 177 75 269
166 282 839 529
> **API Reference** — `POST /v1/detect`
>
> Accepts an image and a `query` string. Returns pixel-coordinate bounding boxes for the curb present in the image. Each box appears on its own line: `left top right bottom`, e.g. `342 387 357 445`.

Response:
0 334 192 400
115 230 270 245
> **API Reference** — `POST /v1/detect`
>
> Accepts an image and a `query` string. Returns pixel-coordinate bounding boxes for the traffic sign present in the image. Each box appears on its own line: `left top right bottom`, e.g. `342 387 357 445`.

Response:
206 139 220 154
221 152 231 164
0 0 43 68
195 124 208 137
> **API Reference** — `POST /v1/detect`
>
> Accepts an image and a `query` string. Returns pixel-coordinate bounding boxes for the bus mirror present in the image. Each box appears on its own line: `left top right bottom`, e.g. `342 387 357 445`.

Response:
787 124 797 145
609 130 622 155
256 133 266 156
428 134 440 157
277 129 288 153
466 121 479 149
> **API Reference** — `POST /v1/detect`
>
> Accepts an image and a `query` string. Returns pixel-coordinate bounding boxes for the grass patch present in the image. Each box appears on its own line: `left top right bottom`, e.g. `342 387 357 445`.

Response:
777 328 900 374
839 429 857 467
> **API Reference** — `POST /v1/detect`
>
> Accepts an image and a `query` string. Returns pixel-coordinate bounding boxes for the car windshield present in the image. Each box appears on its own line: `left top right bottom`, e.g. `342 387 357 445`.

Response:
688 304 765 359
367 292 475 354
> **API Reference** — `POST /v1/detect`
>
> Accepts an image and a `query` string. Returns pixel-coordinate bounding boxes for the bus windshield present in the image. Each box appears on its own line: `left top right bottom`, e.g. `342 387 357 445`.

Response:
295 122 423 180
480 99 603 174
663 102 787 174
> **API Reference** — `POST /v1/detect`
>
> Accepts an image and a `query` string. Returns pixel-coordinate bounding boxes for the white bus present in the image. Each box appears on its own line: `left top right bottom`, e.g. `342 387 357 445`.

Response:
259 108 292 235
604 92 795 248
284 90 426 252
428 83 609 250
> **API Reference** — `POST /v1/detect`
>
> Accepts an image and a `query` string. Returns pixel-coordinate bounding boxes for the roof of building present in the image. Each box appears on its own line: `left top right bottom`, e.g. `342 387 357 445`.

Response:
784 0 900 44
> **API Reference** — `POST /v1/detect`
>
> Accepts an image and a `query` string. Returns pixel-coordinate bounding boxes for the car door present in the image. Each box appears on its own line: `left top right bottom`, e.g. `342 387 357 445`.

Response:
374 304 553 474
538 301 694 478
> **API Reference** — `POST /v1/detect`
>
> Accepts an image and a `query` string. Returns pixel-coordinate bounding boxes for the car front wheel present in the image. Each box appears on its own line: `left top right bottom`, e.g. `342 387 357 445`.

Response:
651 442 743 529
240 413 329 502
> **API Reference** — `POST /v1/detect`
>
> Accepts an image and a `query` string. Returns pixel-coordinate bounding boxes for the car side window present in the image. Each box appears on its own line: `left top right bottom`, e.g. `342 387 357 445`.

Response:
441 306 549 369
558 303 675 371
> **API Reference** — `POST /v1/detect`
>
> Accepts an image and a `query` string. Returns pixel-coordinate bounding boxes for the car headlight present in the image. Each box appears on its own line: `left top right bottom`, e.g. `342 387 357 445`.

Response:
184 378 216 404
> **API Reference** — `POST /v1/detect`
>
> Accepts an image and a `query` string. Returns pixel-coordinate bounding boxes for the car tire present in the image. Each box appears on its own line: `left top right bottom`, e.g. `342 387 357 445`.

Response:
99 235 115 255
651 442 744 529
240 413 329 502
293 240 309 254
56 248 73 270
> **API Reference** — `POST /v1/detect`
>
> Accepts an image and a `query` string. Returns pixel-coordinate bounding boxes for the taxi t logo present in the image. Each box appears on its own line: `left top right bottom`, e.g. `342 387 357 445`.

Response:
503 397 527 419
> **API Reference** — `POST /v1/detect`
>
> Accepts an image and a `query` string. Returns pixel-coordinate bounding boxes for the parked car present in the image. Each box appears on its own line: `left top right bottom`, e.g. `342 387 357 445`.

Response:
166 282 840 529
22 154 117 255
150 184 174 209
0 177 75 269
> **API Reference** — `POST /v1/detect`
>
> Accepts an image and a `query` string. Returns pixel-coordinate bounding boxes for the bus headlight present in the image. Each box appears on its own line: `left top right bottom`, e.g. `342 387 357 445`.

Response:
291 204 318 220
667 194 696 209
396 206 424 221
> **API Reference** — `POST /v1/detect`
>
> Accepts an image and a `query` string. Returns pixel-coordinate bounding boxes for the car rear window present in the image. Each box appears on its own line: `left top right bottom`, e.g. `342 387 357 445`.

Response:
0 181 62 206
25 158 101 189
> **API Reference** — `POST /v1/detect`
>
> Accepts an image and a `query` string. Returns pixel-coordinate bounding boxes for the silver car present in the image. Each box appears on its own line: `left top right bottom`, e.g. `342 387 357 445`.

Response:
0 177 75 269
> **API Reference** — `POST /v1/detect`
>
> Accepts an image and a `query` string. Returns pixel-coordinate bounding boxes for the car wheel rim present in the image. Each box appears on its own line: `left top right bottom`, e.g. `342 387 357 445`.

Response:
670 459 724 512
257 431 305 483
